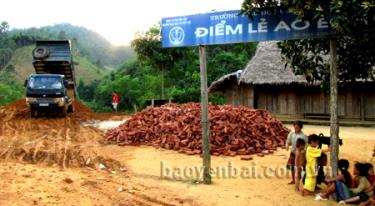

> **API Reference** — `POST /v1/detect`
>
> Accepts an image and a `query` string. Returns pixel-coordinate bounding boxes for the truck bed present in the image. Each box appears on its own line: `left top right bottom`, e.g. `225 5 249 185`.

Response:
32 41 75 83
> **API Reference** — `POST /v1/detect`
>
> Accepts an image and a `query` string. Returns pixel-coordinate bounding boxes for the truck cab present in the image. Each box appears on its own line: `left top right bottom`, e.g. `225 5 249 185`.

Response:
25 74 70 116
25 40 76 117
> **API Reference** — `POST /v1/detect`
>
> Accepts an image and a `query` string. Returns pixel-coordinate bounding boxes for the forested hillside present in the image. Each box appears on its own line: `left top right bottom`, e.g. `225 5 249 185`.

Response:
10 23 134 67
0 21 133 106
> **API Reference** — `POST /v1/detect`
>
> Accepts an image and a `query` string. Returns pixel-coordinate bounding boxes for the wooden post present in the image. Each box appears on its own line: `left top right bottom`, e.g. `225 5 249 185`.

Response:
360 91 365 121
329 38 339 176
161 67 165 99
199 45 211 184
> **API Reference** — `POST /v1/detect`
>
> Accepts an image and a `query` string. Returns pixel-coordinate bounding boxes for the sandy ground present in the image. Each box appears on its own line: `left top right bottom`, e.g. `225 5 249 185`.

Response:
1 104 374 206
101 124 375 206
0 162 193 206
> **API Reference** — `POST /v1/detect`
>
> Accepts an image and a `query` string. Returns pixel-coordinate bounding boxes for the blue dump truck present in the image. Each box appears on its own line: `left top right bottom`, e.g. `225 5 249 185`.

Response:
24 40 76 117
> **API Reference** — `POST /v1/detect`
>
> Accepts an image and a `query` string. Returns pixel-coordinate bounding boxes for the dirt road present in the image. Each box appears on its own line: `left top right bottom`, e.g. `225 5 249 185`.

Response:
0 100 194 206
0 99 374 206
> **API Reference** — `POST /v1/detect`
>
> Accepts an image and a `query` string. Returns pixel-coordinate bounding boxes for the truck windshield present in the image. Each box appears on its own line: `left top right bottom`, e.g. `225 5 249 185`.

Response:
28 76 63 90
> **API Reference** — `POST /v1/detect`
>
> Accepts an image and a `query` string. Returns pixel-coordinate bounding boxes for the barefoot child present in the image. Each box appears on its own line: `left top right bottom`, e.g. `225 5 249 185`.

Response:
286 121 308 185
302 134 330 196
295 138 306 192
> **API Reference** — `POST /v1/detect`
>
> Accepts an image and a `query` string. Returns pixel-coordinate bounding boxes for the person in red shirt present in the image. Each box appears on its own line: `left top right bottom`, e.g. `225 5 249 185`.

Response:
112 91 119 112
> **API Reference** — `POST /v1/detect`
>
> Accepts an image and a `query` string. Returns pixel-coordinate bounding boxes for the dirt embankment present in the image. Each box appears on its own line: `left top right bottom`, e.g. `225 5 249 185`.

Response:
0 99 124 170
0 99 199 206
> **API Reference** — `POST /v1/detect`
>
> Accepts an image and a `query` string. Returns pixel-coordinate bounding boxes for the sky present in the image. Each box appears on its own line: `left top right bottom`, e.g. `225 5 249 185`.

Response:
1 0 243 46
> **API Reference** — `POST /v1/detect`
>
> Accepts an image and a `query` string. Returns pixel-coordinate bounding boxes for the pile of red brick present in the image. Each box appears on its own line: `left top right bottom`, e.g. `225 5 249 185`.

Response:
105 103 289 157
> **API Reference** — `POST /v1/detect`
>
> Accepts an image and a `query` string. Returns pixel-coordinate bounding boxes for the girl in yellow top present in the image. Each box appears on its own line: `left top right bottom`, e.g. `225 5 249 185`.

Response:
302 134 330 196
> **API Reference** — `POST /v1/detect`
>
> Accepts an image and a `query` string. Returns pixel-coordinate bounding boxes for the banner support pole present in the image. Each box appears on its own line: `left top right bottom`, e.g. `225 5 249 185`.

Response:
199 45 211 184
329 38 339 177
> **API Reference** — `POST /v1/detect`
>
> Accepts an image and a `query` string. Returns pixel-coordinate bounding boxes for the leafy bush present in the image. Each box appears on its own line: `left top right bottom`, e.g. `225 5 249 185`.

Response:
0 83 24 106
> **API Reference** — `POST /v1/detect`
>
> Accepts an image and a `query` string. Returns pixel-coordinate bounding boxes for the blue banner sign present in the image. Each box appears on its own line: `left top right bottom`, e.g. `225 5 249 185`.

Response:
162 8 337 48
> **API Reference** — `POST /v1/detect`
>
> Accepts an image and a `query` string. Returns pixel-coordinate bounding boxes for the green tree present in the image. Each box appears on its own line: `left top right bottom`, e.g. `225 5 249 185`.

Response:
0 22 16 70
117 59 141 77
241 0 375 85
0 21 10 34
207 43 257 83
95 59 105 70
5 64 15 73
131 25 185 99
0 83 24 106
57 30 67 40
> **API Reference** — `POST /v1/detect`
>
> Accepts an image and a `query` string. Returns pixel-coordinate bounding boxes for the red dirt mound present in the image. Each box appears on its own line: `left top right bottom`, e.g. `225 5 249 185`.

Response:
0 99 125 170
74 101 94 115
0 99 96 121
4 98 28 108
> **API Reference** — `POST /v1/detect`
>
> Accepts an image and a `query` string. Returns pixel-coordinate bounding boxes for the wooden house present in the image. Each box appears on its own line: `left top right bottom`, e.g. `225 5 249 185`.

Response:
209 41 375 121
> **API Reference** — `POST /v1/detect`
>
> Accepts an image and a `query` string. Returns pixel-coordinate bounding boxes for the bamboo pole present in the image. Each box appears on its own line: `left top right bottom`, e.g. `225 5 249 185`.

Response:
199 45 211 184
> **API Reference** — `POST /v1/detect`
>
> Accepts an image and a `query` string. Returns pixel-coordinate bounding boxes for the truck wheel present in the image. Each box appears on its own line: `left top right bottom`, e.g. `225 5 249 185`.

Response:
67 103 75 113
32 47 50 59
61 107 67 117
61 110 67 117
30 109 38 118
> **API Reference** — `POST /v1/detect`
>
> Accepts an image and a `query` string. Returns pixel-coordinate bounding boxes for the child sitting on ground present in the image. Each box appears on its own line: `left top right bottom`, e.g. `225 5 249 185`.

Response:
338 163 374 205
314 159 355 201
365 163 375 186
337 163 374 205
295 138 306 192
302 134 330 196
360 163 375 206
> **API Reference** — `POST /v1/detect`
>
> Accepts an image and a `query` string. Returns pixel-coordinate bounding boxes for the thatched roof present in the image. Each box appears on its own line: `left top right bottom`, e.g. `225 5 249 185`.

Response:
209 41 309 92
240 41 308 85
209 70 242 92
